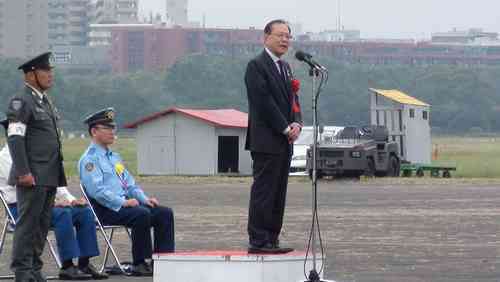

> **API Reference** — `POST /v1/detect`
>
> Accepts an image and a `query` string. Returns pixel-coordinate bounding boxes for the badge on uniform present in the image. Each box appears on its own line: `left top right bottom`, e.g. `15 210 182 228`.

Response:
85 162 95 172
10 99 23 111
105 111 115 120
115 163 125 175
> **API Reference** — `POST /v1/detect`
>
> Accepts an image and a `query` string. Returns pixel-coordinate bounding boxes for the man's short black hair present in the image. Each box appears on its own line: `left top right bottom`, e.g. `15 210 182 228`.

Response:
264 19 291 35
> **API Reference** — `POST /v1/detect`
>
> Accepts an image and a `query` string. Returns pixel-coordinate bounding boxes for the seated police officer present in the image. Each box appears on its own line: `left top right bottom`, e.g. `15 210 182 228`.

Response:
78 108 175 277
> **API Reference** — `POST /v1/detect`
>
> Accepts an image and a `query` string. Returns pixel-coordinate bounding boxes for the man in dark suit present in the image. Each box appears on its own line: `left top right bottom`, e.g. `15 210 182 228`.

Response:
245 19 302 254
5 52 67 282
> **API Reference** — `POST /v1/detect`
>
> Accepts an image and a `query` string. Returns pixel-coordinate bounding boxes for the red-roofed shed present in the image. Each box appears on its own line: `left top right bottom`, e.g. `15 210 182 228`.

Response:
124 107 251 176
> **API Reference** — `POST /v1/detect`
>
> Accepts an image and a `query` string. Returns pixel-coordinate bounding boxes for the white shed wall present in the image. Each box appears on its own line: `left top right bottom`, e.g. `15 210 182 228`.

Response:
135 113 251 175
403 105 431 164
370 92 431 164
136 116 176 175
175 115 217 175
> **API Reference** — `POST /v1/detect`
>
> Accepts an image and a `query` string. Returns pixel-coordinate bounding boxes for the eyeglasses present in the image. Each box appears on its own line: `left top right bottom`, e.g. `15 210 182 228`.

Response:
270 33 293 40
95 126 116 133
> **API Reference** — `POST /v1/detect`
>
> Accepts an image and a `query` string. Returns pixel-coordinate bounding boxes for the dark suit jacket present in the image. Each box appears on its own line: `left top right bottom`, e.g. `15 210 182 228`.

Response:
244 50 302 154
5 86 66 187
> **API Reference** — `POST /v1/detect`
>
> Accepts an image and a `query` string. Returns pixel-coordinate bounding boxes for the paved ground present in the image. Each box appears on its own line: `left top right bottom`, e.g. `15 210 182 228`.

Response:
2 180 500 281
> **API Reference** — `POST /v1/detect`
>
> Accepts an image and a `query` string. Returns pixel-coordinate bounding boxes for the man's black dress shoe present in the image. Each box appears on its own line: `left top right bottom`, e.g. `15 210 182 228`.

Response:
272 241 294 253
131 262 153 277
248 243 294 254
79 264 108 280
59 265 92 280
146 260 154 272
32 270 47 282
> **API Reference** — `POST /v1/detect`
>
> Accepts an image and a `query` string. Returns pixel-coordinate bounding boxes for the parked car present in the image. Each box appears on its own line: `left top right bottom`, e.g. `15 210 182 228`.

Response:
290 126 344 175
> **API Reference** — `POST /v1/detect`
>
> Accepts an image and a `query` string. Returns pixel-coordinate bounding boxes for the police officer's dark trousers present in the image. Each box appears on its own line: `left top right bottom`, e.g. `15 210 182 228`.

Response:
11 185 56 282
91 200 175 265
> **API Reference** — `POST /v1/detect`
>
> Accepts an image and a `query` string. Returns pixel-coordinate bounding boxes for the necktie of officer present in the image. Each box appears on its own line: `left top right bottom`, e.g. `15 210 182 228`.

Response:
108 151 128 190
42 95 54 115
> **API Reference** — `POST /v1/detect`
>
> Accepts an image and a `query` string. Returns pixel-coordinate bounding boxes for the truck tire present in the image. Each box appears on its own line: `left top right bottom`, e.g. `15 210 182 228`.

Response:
443 170 451 178
309 169 323 180
317 170 323 179
402 170 412 177
416 168 424 177
365 158 376 177
387 156 400 177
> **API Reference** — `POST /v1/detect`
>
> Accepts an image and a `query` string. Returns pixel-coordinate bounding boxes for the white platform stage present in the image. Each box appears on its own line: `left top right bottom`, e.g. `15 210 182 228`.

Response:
153 250 330 282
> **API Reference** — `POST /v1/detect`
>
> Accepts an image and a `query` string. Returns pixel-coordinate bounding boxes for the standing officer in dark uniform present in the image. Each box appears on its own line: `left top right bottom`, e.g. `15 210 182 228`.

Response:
5 52 67 282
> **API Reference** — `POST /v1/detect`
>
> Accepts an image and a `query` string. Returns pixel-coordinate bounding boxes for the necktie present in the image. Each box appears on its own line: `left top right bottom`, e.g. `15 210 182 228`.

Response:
107 151 128 190
42 95 53 114
277 60 287 82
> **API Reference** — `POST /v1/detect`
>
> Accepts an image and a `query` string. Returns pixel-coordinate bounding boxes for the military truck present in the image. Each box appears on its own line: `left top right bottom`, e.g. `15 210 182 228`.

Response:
306 125 400 178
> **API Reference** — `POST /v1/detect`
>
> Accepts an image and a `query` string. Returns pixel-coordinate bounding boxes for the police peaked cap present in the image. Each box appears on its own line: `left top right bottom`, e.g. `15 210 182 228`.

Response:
83 107 116 128
18 52 54 73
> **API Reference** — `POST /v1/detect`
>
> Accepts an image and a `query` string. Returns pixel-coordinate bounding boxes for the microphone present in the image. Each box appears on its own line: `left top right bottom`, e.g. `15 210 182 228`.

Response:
295 50 327 71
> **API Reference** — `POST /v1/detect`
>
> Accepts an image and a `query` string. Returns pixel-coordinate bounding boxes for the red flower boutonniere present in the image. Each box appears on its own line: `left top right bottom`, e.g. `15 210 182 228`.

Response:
290 79 301 113
291 79 300 94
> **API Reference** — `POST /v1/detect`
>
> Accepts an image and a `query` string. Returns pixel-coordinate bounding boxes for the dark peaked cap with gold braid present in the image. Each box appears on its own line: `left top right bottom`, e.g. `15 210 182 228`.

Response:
83 107 116 129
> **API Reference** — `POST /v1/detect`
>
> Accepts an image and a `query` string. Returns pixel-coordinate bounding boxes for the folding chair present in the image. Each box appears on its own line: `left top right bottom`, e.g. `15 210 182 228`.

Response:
79 184 132 275
0 190 61 280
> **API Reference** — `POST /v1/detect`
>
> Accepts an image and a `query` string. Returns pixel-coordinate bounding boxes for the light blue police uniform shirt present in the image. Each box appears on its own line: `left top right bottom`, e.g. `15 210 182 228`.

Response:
78 142 148 212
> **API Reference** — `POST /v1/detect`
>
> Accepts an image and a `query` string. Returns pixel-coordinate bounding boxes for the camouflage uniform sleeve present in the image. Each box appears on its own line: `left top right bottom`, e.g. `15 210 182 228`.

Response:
6 96 32 177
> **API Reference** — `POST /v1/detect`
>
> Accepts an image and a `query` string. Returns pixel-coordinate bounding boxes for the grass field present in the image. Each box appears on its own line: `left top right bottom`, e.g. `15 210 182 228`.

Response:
2 135 500 179
432 136 500 178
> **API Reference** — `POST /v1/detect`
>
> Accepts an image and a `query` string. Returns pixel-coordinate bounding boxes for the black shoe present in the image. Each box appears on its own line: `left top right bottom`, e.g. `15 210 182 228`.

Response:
59 265 93 280
79 264 108 280
272 241 294 253
131 263 153 277
32 270 47 282
248 242 287 254
146 261 153 273
103 262 133 275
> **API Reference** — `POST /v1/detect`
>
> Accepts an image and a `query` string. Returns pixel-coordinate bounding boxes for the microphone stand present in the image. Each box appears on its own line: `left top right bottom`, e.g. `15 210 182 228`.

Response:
301 65 334 282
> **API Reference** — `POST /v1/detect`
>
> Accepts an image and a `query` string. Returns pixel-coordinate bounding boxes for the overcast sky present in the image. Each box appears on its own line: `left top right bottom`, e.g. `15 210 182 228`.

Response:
139 0 499 39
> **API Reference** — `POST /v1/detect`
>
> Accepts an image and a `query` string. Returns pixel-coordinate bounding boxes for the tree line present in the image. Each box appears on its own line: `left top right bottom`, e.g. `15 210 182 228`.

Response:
0 54 499 134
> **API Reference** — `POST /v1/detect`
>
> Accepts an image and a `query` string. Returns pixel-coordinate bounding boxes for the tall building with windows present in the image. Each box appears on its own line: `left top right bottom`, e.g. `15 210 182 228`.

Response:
0 0 49 59
93 0 138 24
48 0 90 47
111 26 263 73
166 0 188 26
